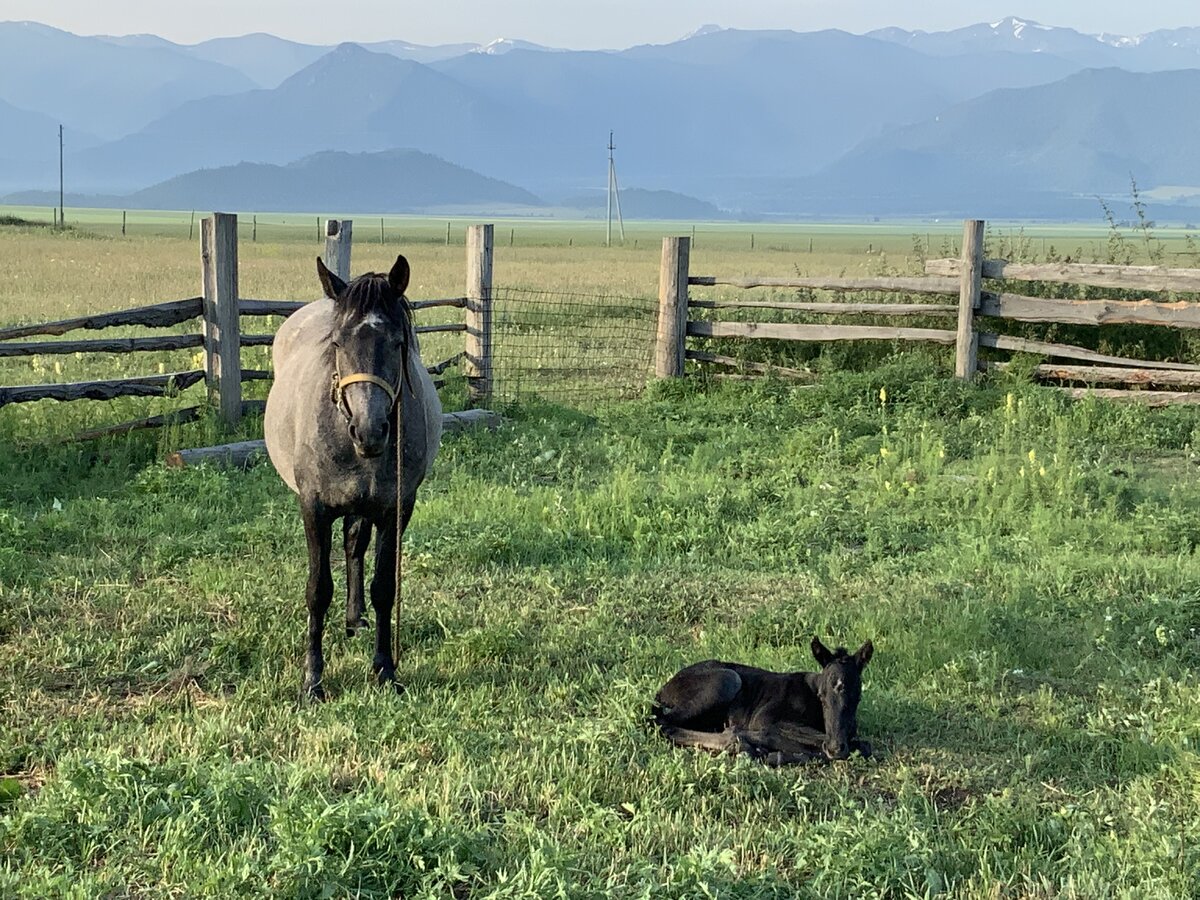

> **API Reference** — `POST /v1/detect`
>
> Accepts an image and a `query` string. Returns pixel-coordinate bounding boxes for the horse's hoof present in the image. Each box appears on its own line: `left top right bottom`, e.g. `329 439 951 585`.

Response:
853 740 873 759
300 682 326 704
345 617 370 638
375 670 404 695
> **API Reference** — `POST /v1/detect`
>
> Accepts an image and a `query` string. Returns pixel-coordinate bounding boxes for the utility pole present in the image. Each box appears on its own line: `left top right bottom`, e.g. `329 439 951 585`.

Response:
606 131 625 247
58 124 65 230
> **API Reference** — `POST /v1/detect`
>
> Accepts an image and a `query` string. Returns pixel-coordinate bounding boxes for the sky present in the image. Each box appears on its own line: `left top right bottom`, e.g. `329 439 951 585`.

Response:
1 0 1196 47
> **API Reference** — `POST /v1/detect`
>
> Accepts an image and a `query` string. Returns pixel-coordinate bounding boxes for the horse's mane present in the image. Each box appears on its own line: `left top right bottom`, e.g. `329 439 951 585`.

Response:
336 273 414 334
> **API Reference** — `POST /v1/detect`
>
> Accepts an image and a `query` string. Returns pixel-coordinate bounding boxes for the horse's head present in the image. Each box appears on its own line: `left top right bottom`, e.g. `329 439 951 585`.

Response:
317 254 413 459
810 636 873 760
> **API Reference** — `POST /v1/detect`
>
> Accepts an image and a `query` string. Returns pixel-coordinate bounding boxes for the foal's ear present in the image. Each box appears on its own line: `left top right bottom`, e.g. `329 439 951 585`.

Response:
316 257 346 300
854 640 874 668
811 636 835 667
388 255 410 296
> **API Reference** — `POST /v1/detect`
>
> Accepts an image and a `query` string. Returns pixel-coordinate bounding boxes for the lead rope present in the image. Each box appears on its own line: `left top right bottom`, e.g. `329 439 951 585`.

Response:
393 313 415 684
393 357 404 675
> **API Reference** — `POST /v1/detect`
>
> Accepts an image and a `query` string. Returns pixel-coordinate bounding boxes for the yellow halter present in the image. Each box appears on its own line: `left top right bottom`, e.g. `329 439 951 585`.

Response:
330 371 399 414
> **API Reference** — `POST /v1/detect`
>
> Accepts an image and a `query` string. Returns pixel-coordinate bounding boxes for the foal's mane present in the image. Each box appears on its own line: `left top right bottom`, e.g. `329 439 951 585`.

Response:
335 272 414 333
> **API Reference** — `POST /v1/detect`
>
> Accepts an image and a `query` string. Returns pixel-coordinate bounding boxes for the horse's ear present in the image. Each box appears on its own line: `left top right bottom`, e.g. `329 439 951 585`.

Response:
811 636 834 667
854 640 874 669
316 257 346 300
388 255 410 296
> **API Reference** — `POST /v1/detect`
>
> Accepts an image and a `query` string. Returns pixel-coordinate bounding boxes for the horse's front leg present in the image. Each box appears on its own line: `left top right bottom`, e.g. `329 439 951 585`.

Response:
301 502 335 702
369 497 414 693
658 724 743 754
343 516 372 636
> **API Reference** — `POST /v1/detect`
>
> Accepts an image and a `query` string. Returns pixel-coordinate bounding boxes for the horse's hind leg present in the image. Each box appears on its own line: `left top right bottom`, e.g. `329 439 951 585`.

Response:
343 516 372 637
301 502 335 702
653 664 742 728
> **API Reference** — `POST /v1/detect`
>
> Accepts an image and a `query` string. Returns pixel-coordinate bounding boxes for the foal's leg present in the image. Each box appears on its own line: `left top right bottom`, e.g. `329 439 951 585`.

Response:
658 724 743 754
301 502 335 702
739 720 871 763
737 720 828 765
343 516 372 636
653 664 742 727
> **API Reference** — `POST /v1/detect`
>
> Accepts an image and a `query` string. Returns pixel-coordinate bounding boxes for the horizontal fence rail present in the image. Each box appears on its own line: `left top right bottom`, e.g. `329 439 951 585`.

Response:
978 293 1200 329
0 217 490 426
977 334 1200 371
0 334 206 357
0 298 203 341
984 363 1200 386
688 275 960 294
661 222 1200 405
687 321 959 344
926 258 1200 292
0 369 273 406
687 300 960 316
685 349 812 380
0 370 208 405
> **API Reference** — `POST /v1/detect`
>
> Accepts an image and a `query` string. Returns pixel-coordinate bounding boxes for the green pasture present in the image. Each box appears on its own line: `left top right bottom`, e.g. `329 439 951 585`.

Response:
9 202 1200 260
1 218 1199 896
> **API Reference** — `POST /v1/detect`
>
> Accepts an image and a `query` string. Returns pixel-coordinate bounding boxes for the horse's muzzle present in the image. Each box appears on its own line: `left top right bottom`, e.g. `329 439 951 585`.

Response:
353 442 384 459
349 421 389 458
823 740 851 760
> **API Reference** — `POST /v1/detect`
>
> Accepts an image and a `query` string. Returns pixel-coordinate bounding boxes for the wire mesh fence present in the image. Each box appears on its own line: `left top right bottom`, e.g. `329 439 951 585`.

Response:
491 287 659 405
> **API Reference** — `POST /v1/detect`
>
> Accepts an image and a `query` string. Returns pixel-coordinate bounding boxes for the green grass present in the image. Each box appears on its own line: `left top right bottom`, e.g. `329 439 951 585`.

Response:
2 216 1200 896
2 356 1200 897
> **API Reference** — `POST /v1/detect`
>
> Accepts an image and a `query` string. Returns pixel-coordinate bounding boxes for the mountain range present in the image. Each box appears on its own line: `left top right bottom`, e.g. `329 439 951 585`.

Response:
2 17 1199 220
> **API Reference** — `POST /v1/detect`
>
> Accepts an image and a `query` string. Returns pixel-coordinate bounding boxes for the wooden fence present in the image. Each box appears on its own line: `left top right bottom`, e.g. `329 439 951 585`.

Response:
656 219 1200 405
0 216 497 437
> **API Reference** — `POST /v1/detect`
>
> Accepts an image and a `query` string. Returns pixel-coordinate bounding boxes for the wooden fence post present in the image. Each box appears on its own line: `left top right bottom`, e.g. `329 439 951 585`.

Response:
655 236 691 378
465 224 494 405
200 212 242 427
955 219 985 380
325 219 353 281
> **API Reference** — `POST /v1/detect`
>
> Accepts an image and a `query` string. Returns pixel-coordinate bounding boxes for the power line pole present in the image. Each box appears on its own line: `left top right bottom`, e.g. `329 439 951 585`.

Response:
58 124 65 230
606 131 625 247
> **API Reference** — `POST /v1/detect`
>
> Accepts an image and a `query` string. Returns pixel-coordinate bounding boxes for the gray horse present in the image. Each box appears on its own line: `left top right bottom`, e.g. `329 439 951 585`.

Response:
264 255 442 701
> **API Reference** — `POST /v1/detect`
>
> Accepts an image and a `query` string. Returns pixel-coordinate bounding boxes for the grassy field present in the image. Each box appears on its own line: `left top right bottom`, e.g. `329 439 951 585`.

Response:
2 216 1200 896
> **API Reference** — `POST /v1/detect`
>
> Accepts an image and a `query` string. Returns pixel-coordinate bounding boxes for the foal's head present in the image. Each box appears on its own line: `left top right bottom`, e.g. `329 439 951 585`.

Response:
811 636 873 760
317 254 413 459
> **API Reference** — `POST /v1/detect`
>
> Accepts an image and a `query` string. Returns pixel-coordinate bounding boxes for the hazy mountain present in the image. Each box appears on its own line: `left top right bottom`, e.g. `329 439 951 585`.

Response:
869 17 1116 66
434 28 1080 190
559 188 730 220
7 18 1200 218
0 98 98 161
93 29 556 88
71 44 516 191
126 149 543 211
2 149 543 212
0 99 100 193
0 21 257 138
759 68 1200 217
870 17 1200 71
183 34 329 88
